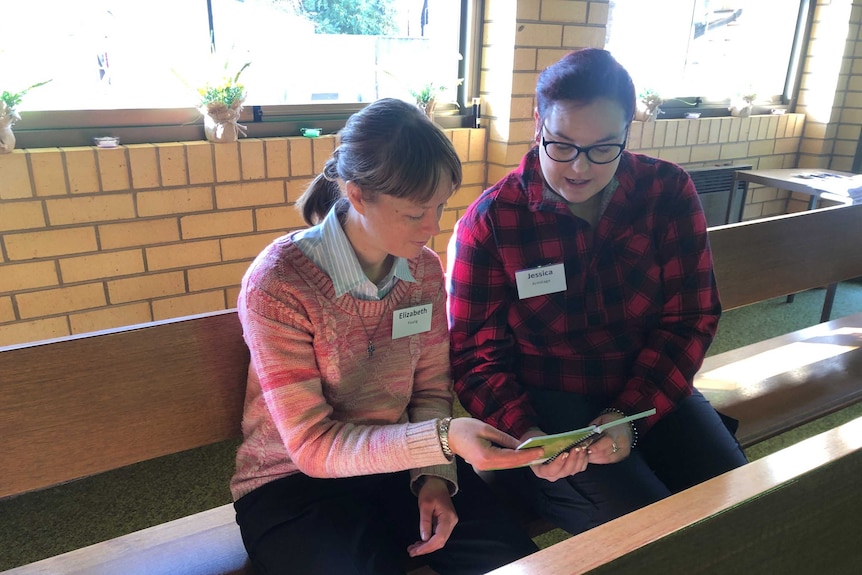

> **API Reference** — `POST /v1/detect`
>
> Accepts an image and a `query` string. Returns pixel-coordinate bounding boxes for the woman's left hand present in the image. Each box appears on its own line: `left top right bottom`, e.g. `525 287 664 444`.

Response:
407 477 458 557
586 412 632 464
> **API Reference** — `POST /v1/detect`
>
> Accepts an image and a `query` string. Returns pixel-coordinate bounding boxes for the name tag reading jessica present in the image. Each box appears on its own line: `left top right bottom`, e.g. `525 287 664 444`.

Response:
515 263 567 299
392 303 433 339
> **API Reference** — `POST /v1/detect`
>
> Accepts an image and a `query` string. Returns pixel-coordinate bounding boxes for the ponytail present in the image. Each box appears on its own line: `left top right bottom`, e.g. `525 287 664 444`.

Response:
296 155 342 225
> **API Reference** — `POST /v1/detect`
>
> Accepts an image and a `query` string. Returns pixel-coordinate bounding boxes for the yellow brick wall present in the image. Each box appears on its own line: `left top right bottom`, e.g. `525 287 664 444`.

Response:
0 129 488 346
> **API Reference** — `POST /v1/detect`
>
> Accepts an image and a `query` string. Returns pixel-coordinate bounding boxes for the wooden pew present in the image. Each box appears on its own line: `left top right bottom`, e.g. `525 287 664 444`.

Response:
3 204 862 575
487 415 862 575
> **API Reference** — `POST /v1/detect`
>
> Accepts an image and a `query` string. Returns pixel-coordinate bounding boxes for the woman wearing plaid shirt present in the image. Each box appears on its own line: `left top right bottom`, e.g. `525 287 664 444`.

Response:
447 49 747 536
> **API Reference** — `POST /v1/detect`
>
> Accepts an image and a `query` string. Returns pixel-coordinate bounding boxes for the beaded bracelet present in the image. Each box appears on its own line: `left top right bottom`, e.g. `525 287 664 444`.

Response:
600 407 639 449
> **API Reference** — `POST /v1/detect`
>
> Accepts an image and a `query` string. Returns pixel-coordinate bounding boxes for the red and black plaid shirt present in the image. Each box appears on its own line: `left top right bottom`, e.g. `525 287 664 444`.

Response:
447 148 721 438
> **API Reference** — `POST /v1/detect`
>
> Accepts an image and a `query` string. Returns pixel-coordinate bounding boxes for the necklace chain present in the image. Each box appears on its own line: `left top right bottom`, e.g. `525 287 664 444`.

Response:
350 296 391 359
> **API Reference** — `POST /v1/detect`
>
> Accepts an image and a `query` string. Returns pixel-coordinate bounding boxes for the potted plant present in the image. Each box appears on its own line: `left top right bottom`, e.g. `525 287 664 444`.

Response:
635 88 663 122
730 91 757 117
410 79 462 122
0 80 51 154
197 60 251 143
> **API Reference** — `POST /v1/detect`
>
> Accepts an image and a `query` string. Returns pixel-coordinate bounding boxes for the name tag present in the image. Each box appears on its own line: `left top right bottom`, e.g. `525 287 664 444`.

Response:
515 263 567 299
392 303 433 339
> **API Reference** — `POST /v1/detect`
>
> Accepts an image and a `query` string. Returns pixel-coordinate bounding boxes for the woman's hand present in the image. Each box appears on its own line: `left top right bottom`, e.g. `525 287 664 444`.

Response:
446 418 544 470
518 429 590 482
407 477 457 557
585 412 633 464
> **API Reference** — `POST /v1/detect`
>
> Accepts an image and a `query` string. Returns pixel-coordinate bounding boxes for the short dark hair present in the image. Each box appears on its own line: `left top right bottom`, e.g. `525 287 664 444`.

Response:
297 98 462 225
536 48 636 124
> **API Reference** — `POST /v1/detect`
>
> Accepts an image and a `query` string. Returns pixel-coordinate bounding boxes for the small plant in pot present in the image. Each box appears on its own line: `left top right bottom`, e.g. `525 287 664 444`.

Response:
0 80 51 153
198 60 251 143
636 88 663 122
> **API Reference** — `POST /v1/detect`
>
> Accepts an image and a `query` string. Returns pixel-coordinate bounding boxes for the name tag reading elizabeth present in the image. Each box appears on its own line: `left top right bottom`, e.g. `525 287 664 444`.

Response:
392 303 433 339
515 263 567 299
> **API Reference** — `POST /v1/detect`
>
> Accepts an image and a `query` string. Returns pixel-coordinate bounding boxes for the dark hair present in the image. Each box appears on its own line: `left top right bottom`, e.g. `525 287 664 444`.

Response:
535 48 636 124
296 98 463 225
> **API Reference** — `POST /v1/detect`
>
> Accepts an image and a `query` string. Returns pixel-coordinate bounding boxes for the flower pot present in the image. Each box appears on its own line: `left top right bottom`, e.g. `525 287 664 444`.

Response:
201 99 247 143
0 102 19 154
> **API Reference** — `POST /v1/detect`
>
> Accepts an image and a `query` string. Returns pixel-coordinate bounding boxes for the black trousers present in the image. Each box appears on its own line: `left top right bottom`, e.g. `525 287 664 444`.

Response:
234 457 538 575
493 388 749 536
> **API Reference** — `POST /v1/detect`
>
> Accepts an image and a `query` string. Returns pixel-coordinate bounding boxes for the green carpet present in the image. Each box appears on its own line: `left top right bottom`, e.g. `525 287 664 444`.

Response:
2 281 862 570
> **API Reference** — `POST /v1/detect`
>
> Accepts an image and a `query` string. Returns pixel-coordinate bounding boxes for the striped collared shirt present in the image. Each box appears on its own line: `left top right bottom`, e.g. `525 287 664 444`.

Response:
294 199 416 300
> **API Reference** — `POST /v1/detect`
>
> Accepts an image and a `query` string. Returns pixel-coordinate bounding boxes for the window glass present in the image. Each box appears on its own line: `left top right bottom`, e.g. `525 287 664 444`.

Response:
2 0 464 112
605 0 805 103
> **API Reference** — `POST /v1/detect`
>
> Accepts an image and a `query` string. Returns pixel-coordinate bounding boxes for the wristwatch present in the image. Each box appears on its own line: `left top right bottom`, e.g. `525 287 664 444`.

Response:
437 417 454 459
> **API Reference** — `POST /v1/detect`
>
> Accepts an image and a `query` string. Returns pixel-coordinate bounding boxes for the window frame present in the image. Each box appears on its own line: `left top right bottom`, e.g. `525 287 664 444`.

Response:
11 0 482 149
613 0 814 121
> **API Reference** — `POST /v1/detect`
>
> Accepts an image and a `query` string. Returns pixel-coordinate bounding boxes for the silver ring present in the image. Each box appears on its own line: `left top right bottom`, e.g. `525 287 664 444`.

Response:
611 439 618 454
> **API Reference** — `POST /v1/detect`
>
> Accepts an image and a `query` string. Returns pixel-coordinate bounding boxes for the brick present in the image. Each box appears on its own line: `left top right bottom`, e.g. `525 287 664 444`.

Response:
128 144 160 189
774 138 801 155
186 141 214 184
289 138 313 176
719 142 750 160
264 138 290 179
542 1 587 23
451 130 470 162
536 48 571 70
156 143 189 187
17 283 106 319
180 210 254 239
187 261 251 291
516 23 563 46
216 180 286 209
468 129 487 163
588 1 609 25
0 152 32 199
561 25 605 48
285 178 313 203
69 302 152 335
146 240 221 271
98 218 180 249
213 142 241 182
0 296 14 323
312 137 336 174
689 144 722 163
462 163 486 186
225 286 241 308
136 186 214 217
5 227 97 260
107 271 186 304
449 185 484 210
653 122 668 148
255 205 307 231
749 140 776 156
439 209 459 232
0 201 46 231
0 261 59 293
516 0 539 20
59 250 145 283
239 139 266 180
513 48 537 71
657 147 691 165
152 291 226 321
63 148 101 194
29 149 67 196
46 194 135 225
0 317 70 347
97 147 131 192
512 71 540 96
718 118 732 143
221 232 282 261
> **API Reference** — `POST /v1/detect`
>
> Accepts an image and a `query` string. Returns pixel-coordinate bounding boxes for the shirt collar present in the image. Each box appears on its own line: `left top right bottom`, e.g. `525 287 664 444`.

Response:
316 199 416 298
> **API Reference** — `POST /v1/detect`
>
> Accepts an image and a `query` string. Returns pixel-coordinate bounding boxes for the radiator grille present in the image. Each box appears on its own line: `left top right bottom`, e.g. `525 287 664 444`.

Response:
686 164 752 225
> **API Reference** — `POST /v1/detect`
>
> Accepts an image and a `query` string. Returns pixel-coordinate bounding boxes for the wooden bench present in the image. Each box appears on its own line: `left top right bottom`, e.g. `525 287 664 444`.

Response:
2 203 862 574
487 415 862 574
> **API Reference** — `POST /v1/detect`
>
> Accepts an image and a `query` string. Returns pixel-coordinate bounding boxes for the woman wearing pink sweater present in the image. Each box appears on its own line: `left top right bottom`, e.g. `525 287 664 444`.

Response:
231 99 547 574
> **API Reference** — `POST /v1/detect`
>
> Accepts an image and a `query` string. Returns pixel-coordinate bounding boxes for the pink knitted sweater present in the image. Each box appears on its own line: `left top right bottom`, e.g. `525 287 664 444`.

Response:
231 235 455 501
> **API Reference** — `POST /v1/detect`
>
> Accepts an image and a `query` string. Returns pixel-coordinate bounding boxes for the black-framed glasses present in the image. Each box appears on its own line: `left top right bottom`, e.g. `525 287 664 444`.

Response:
541 136 626 165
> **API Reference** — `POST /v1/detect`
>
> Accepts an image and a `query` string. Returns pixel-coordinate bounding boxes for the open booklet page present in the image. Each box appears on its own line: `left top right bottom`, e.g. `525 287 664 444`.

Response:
513 408 656 466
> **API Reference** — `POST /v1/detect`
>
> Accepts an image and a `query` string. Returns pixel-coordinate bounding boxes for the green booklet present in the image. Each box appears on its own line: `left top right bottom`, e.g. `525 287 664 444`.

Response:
516 408 656 466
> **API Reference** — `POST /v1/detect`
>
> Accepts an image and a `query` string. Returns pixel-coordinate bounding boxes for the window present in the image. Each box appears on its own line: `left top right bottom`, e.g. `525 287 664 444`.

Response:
605 0 813 118
2 0 472 147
